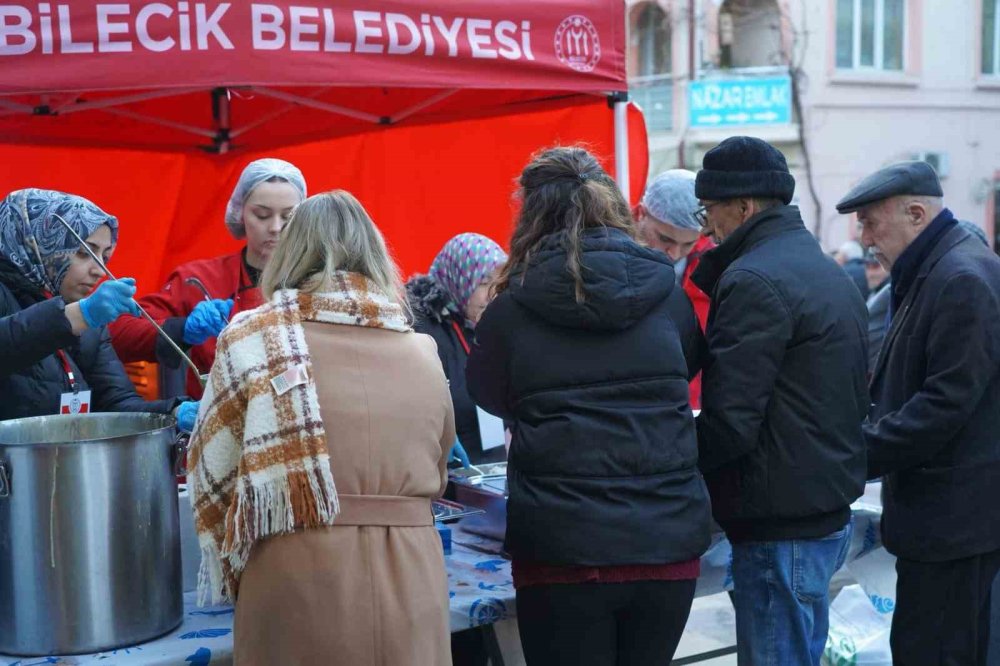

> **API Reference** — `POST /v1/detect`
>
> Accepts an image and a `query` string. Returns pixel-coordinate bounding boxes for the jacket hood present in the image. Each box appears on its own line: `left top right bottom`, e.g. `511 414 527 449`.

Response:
507 227 675 331
405 273 452 324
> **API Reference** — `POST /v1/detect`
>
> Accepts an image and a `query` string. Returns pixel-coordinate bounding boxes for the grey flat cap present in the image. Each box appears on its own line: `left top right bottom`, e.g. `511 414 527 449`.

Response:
836 161 943 214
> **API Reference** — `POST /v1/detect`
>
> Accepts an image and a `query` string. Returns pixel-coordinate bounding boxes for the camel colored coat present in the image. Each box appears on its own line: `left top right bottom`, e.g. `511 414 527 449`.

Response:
232 322 455 666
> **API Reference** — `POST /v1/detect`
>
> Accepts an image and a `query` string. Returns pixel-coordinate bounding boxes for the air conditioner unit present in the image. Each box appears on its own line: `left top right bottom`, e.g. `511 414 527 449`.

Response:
914 151 949 178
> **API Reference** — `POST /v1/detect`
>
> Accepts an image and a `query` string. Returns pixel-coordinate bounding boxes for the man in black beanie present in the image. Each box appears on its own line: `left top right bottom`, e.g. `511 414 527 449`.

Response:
690 136 869 666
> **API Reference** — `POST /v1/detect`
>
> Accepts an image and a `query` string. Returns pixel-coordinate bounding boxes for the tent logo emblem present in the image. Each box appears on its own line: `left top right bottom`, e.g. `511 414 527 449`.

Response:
554 15 601 73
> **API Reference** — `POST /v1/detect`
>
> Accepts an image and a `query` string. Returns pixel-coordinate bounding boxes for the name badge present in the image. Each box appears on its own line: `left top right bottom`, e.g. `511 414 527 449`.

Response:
270 364 310 396
59 390 92 415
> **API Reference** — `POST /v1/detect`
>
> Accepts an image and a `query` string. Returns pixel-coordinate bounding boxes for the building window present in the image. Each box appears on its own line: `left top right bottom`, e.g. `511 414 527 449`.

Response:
630 3 671 77
629 2 673 132
836 0 905 71
985 0 1000 75
719 0 784 69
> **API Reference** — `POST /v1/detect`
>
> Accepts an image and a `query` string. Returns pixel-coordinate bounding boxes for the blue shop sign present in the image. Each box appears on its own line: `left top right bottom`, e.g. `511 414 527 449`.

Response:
689 76 791 128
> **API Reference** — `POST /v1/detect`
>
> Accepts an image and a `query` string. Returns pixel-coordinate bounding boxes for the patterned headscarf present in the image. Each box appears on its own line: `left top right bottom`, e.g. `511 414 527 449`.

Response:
429 233 507 317
0 189 118 295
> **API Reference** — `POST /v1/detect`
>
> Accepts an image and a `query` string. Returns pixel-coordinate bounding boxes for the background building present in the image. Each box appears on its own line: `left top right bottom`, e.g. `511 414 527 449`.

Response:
628 0 1000 251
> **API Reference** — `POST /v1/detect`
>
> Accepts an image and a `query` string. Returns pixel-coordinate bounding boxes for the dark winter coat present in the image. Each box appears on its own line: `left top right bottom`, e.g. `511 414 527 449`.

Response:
466 226 711 567
865 222 1000 562
0 261 179 422
691 205 869 542
406 274 503 464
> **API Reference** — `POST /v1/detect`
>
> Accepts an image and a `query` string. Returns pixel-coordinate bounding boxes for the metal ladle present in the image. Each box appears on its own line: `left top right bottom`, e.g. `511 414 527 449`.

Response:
53 214 206 388
184 276 229 325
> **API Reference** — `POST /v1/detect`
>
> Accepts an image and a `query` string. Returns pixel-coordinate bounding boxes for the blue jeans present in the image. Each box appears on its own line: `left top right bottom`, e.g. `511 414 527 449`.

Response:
731 523 852 666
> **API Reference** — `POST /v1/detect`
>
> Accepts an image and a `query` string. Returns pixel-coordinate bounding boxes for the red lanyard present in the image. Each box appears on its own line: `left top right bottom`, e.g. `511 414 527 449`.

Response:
55 350 79 393
42 290 79 392
451 321 471 355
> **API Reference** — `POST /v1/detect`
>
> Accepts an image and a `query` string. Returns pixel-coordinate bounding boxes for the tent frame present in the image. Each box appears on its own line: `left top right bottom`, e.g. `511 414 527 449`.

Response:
0 86 631 194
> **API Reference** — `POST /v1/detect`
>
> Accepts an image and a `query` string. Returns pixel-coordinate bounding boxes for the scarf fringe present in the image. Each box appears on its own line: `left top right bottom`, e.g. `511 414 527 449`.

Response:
196 539 228 606
218 459 340 595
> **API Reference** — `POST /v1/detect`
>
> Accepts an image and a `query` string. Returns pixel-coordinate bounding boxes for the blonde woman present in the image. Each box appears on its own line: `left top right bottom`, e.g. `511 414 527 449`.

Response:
188 191 455 666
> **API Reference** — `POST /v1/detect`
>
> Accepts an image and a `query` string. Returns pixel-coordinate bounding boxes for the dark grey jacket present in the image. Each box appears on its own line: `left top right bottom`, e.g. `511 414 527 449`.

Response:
0 267 178 422
866 225 1000 561
692 205 869 542
467 227 711 567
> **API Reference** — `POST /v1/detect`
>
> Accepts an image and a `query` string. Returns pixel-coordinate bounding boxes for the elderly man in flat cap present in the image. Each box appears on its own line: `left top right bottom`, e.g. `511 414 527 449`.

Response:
690 136 869 665
839 161 1000 665
634 169 715 408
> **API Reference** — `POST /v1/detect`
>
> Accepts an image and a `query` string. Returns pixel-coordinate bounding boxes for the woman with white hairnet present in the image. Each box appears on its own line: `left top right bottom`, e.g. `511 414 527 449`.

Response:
110 158 307 399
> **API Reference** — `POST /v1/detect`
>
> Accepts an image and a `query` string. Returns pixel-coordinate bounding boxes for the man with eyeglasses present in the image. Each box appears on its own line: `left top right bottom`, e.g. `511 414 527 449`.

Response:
633 169 715 408
689 136 869 666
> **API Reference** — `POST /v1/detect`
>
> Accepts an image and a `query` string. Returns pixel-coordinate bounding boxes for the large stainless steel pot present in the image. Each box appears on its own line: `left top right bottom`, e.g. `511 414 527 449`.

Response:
0 413 183 656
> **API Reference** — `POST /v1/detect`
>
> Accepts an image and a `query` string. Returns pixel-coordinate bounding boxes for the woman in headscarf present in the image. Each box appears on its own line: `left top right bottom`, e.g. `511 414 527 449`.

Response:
406 233 508 465
0 188 192 424
110 158 307 399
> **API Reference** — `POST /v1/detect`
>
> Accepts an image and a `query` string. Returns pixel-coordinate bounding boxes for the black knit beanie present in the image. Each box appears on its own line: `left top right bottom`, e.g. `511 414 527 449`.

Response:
695 136 796 205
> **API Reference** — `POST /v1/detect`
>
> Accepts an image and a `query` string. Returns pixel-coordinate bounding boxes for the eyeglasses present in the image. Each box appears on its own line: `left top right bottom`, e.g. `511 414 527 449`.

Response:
693 202 725 227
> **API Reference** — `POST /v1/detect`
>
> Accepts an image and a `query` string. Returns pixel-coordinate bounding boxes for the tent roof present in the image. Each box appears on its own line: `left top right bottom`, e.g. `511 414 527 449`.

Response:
0 1 625 151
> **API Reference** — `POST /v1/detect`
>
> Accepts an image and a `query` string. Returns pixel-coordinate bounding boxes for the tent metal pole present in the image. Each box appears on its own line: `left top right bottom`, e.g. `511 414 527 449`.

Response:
253 87 383 124
230 88 331 139
390 89 459 124
612 92 630 198
0 99 34 114
56 88 204 114
99 107 217 139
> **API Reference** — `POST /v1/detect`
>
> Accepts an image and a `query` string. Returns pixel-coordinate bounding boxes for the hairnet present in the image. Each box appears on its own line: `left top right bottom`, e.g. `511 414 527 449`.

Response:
225 158 307 239
641 169 700 231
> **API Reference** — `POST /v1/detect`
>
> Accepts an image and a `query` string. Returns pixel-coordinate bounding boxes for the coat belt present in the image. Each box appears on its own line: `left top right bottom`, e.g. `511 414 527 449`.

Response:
334 494 434 527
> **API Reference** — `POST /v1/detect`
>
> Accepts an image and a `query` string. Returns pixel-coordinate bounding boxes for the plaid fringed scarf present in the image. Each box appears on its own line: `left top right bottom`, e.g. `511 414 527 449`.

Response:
188 271 410 605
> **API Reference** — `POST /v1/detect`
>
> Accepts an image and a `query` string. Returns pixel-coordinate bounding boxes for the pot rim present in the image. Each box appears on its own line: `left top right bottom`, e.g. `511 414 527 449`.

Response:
0 412 176 448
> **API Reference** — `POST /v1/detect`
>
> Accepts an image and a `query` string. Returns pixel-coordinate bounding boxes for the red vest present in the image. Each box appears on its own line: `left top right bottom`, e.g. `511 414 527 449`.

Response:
109 250 263 399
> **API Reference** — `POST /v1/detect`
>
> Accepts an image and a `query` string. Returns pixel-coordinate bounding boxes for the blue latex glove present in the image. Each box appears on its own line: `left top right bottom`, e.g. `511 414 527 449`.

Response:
449 438 471 469
175 401 200 433
183 299 233 346
78 278 140 328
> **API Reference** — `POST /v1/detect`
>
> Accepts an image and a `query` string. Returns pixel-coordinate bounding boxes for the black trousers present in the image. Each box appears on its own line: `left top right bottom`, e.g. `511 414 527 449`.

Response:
892 548 1000 666
516 579 696 666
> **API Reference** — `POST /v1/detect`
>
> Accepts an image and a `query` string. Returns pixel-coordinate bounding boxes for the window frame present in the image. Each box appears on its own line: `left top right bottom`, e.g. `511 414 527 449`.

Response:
986 0 1000 76
837 0 908 72
632 1 672 78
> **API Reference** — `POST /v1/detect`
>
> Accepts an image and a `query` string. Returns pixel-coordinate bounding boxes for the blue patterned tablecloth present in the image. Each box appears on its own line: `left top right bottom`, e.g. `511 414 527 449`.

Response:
0 526 513 666
2 485 887 665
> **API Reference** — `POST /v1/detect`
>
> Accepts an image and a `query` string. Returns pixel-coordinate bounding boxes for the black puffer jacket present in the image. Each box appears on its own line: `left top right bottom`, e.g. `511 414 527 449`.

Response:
466 227 711 566
0 261 179 422
691 206 869 542
406 274 503 464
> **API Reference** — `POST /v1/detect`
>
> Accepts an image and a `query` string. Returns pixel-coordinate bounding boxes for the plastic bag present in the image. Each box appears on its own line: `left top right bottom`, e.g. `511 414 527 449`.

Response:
823 585 893 666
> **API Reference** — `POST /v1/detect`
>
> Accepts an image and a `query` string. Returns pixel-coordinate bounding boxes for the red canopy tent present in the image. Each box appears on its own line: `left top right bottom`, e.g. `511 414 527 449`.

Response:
0 1 647 292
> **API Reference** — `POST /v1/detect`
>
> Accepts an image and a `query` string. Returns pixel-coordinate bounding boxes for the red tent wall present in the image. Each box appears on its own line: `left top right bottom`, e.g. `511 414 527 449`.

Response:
0 98 647 295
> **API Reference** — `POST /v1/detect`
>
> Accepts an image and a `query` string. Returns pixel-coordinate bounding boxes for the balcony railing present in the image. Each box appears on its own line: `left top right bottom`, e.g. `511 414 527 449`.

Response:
628 73 674 133
698 64 792 80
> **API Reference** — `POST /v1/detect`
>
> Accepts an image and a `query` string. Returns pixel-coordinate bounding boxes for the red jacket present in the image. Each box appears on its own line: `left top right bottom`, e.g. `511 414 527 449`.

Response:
682 236 714 409
109 250 263 399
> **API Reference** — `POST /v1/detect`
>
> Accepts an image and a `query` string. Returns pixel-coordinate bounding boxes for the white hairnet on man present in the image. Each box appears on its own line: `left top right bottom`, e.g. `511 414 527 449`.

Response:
634 169 704 274
225 158 307 239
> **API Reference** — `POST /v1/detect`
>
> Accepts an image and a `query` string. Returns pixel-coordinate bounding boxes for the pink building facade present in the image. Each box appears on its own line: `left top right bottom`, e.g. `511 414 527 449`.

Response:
628 0 1000 250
